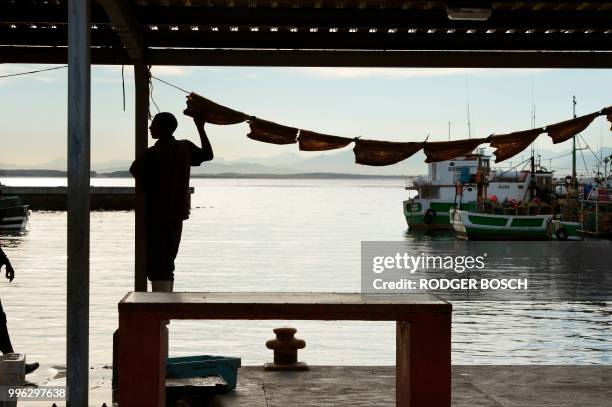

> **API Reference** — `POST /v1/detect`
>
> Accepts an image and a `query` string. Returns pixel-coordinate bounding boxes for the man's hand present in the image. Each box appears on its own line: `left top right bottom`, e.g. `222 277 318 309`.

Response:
4 263 14 282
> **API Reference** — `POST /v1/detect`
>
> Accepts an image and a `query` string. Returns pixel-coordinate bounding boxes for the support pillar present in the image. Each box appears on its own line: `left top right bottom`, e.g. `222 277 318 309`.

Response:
67 0 91 405
396 314 452 407
134 64 149 292
118 311 165 407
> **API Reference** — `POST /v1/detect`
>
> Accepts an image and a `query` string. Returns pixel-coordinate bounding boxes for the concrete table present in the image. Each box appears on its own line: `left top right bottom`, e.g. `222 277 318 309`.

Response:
118 292 452 407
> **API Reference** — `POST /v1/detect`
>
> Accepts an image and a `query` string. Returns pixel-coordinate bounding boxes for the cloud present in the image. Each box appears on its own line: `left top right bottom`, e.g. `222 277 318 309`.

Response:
151 66 189 76
287 67 553 80
93 77 134 84
91 65 190 86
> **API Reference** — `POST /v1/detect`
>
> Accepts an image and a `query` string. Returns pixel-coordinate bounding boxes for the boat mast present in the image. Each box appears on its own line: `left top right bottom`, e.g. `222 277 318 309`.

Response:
572 96 578 190
530 154 536 200
529 88 536 201
466 102 472 139
465 75 472 139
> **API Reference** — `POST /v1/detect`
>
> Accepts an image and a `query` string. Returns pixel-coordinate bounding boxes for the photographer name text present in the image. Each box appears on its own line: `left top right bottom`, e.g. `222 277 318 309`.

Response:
373 278 528 291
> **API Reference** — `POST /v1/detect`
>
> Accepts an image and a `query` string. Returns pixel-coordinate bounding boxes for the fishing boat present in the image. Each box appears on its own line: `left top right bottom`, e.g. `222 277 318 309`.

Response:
577 175 612 238
404 152 532 230
450 209 580 240
0 192 29 232
448 97 606 241
447 144 589 241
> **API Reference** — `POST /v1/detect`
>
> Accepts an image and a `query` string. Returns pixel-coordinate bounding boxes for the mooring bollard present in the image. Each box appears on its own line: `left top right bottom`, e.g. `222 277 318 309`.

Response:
264 327 308 371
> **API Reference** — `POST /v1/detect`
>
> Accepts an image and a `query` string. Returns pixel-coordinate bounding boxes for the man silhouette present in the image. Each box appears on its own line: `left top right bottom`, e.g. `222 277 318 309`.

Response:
130 113 213 292
0 244 39 374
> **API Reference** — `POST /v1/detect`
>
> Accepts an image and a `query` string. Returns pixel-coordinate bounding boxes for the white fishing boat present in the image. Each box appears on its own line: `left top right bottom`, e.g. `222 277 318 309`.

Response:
450 208 581 240
403 151 532 230
448 155 583 241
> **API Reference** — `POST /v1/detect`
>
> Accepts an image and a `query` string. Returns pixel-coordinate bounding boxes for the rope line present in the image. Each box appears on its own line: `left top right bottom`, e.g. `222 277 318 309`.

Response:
149 76 161 115
541 151 573 161
579 134 606 165
487 157 531 184
150 75 190 94
121 65 126 112
0 65 67 79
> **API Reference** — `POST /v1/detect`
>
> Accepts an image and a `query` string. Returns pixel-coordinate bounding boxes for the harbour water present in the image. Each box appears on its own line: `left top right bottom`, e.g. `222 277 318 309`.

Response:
0 177 609 368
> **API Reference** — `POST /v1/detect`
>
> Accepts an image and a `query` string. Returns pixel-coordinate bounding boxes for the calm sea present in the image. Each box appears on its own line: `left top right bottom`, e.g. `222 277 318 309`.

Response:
0 177 609 368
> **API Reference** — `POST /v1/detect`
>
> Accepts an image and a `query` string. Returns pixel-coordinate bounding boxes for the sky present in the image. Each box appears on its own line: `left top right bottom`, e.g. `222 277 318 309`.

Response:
0 64 611 168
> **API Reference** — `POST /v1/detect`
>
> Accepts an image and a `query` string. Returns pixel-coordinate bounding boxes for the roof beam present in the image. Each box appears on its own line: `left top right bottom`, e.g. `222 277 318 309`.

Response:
131 7 612 30
3 6 612 31
3 46 612 69
142 32 612 52
147 49 612 68
0 4 108 24
3 26 612 51
97 0 144 62
0 47 130 65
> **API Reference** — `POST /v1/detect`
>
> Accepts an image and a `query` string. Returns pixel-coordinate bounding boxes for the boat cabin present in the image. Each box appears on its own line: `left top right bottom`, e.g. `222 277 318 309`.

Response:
409 153 491 201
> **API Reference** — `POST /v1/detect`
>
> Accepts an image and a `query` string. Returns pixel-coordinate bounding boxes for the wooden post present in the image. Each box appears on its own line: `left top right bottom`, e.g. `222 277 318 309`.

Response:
118 311 165 407
67 0 90 405
396 314 452 407
134 64 149 292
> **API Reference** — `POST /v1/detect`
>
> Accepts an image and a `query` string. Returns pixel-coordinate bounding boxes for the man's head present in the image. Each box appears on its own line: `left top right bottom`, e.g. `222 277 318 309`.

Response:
150 112 178 139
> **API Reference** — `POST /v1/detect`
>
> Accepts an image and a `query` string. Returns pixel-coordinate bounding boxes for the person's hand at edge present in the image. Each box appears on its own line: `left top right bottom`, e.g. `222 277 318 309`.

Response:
4 263 14 283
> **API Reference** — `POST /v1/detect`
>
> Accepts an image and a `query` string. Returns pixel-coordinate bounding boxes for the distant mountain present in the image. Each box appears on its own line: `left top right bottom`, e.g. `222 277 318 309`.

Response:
93 159 133 173
232 152 305 167
191 161 298 175
530 146 612 177
3 147 610 178
0 169 70 177
0 158 67 171
0 159 130 173
290 149 427 175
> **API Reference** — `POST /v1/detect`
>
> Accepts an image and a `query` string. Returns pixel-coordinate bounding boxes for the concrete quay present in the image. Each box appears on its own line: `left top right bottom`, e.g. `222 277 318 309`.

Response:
20 365 612 406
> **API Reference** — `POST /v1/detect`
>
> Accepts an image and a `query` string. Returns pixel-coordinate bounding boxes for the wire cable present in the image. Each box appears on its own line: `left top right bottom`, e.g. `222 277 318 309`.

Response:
0 65 67 79
487 157 531 184
149 76 161 115
150 75 190 94
121 65 126 112
579 134 605 166
576 137 591 178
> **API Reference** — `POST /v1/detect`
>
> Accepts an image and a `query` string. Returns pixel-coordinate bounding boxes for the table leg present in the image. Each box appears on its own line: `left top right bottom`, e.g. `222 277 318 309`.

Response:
118 311 165 407
396 314 451 407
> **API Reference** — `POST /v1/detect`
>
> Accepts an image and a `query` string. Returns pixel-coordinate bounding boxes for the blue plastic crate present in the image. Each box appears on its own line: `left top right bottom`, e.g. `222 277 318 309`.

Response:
166 355 241 390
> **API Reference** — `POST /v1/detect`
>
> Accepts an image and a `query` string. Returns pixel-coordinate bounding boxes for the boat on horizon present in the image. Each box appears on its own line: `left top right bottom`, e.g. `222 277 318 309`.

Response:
0 185 29 232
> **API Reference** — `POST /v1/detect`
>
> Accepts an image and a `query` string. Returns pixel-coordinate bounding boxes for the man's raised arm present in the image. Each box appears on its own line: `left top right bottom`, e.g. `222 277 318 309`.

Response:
194 118 214 162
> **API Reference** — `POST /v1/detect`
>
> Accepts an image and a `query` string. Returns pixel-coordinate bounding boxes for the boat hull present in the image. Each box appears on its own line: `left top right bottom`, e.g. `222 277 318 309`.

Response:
450 209 581 241
0 196 29 232
404 199 476 231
